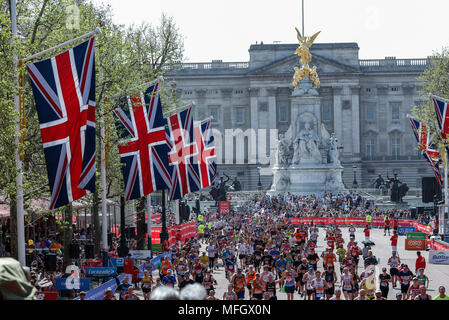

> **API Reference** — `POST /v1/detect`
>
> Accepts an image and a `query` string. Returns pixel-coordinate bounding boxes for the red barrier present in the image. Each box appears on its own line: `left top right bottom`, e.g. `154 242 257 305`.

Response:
35 291 58 300
431 240 449 251
151 222 198 246
289 217 432 231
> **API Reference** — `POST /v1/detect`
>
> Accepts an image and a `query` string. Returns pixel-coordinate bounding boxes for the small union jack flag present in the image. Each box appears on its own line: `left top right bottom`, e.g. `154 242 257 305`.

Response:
27 38 96 210
409 117 442 186
113 83 172 201
433 97 449 143
167 106 201 200
194 119 217 189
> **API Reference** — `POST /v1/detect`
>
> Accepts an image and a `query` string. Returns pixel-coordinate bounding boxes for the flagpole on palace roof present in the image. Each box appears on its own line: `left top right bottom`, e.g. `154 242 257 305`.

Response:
11 0 26 266
22 27 101 63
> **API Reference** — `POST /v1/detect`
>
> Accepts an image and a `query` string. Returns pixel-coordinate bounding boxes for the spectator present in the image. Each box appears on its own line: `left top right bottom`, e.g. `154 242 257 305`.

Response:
434 286 449 300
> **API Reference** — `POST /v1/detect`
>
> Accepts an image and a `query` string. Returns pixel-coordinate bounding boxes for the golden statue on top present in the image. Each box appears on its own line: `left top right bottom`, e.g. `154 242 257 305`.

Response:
292 27 321 89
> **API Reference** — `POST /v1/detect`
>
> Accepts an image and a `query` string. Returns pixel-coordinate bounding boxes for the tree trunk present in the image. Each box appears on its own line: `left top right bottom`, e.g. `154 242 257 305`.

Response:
136 198 146 250
9 198 18 260
62 204 73 272
92 189 101 257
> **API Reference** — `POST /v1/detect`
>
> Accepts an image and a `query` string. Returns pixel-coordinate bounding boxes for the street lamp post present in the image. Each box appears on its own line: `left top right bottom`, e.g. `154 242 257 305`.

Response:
118 195 128 257
160 189 169 251
257 167 262 191
352 165 358 189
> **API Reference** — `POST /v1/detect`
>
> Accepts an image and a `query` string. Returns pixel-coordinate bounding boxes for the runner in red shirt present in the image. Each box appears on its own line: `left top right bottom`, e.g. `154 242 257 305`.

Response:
384 216 391 236
390 230 398 253
363 225 370 242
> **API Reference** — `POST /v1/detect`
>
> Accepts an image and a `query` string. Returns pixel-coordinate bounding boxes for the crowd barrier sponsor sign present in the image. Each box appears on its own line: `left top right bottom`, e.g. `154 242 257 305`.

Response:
431 240 449 251
129 250 152 260
109 257 135 268
55 278 90 290
86 267 117 277
75 252 171 300
35 291 58 300
405 239 426 250
406 232 427 239
289 217 434 232
151 222 198 246
219 201 230 215
429 250 449 265
398 226 416 236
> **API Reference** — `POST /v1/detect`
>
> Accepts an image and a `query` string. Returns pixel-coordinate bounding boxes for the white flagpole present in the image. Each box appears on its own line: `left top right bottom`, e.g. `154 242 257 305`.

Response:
145 195 152 257
22 27 101 63
100 115 108 251
11 0 25 266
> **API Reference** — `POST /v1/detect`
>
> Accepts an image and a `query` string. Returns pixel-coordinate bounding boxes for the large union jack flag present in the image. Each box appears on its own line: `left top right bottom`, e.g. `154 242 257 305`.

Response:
27 38 96 210
409 117 442 186
167 106 201 200
194 119 217 189
113 83 172 201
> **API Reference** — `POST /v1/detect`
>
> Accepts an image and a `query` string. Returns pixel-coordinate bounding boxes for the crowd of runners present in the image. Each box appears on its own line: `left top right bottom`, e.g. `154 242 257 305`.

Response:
94 193 448 301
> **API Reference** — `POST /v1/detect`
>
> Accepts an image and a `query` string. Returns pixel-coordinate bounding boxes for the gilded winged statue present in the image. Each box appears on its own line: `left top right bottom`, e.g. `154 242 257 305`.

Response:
292 28 321 88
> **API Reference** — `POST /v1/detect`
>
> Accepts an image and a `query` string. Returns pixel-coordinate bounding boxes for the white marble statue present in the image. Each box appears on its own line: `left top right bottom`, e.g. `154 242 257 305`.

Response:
292 122 321 163
278 134 293 166
329 133 341 165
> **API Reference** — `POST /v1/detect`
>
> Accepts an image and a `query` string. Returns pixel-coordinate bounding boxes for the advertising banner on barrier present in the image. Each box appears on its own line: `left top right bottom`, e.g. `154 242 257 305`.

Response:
35 291 58 300
86 267 117 277
415 223 433 235
429 250 449 265
219 201 230 215
406 232 427 239
129 250 153 260
55 278 90 290
398 226 416 236
405 239 426 250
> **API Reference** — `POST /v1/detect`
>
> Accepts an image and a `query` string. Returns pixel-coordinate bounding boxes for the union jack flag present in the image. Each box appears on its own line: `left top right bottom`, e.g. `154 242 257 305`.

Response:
167 106 201 200
113 83 172 201
409 118 442 186
27 38 96 210
433 97 449 144
194 119 217 189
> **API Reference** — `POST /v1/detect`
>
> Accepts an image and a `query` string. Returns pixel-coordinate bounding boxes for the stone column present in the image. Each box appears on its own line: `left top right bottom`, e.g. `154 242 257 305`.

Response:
376 84 389 156
266 88 277 130
332 86 343 142
350 86 361 161
194 89 207 119
248 88 260 131
218 88 233 165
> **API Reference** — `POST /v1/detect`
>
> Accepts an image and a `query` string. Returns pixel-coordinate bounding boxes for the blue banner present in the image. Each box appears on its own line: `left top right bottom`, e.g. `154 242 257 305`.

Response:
75 252 171 300
86 267 117 277
109 257 136 268
55 278 90 290
398 226 416 236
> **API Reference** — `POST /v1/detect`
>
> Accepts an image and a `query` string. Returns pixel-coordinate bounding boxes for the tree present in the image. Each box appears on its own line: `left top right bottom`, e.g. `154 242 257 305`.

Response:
1 1 186 262
411 48 449 158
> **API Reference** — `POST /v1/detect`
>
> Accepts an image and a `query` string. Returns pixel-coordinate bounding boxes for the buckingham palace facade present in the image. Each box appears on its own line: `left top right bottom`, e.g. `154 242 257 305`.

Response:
164 42 431 191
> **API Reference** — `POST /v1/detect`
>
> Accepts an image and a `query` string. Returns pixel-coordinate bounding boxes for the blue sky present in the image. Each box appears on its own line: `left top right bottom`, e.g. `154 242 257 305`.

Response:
92 0 449 62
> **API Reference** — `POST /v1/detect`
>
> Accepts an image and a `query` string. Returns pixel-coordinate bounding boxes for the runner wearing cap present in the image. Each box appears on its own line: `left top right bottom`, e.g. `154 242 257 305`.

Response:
379 267 391 299
141 270 153 300
103 287 116 300
408 278 421 300
251 273 264 300
398 264 414 300
303 265 316 300
162 269 177 288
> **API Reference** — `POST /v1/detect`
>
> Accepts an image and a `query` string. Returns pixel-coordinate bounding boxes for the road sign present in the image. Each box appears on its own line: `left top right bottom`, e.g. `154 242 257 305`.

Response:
86 267 117 277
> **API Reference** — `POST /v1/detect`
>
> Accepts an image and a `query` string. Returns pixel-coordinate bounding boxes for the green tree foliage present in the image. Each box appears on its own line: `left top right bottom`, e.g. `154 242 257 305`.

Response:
1 0 185 258
412 48 449 154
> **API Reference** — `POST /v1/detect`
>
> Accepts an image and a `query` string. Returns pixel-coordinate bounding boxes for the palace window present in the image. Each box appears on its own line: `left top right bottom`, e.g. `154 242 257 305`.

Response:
210 107 220 123
279 106 288 122
235 107 246 124
366 105 375 122
391 136 401 157
322 105 331 122
392 104 400 120
366 138 376 159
